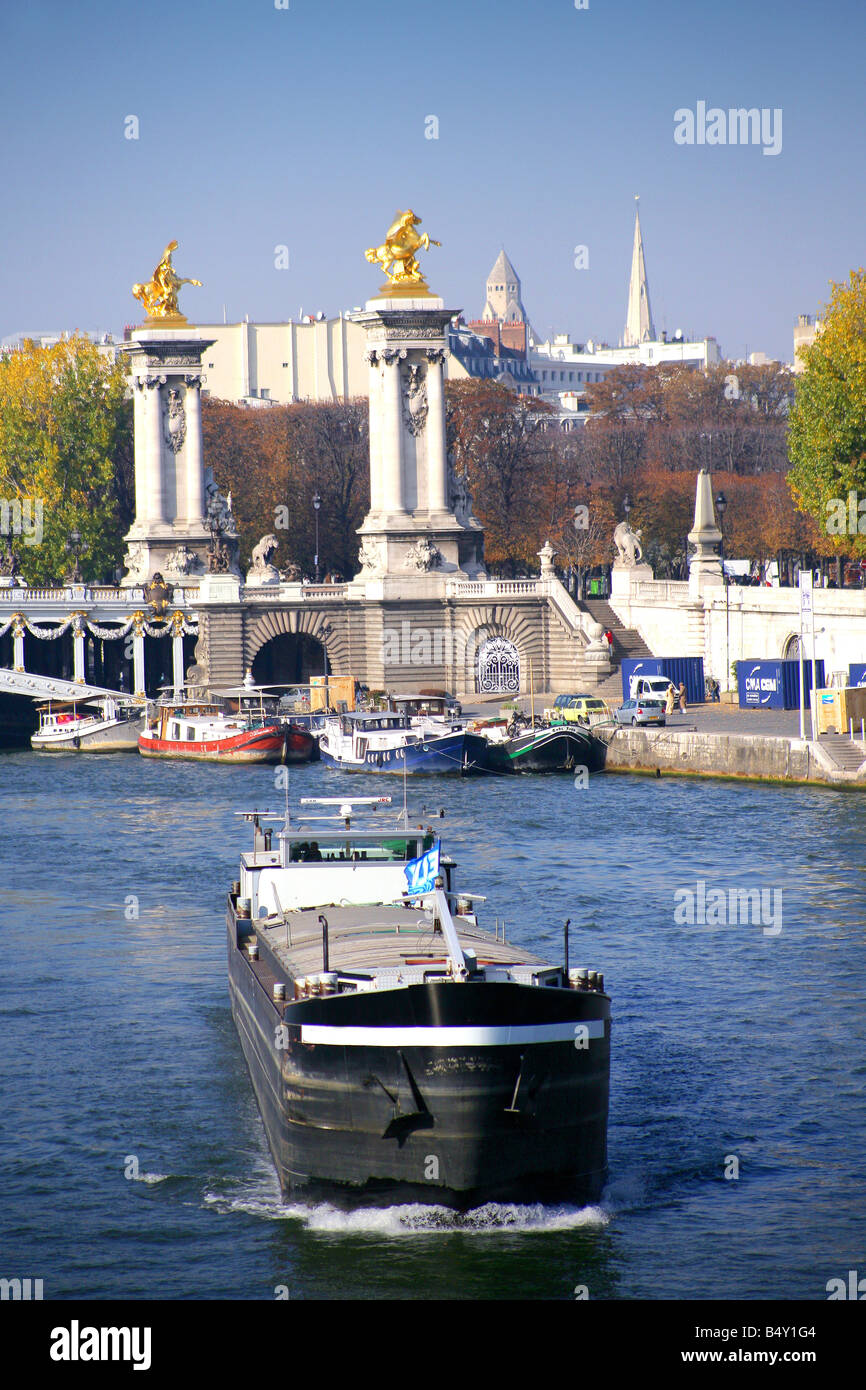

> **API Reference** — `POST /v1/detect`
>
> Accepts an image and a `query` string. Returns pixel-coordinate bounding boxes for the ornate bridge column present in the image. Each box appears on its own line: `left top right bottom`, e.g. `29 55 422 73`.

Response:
353 293 485 588
11 614 25 672
425 348 449 516
132 612 146 695
119 331 219 587
144 376 166 524
381 349 406 515
183 374 205 526
72 614 86 684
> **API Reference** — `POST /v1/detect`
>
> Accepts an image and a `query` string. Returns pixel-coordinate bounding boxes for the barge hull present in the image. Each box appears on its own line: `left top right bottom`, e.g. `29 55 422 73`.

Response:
228 915 610 1208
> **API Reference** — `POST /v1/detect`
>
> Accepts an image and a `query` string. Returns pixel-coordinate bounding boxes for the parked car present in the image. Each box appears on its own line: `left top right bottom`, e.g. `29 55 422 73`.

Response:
546 695 611 727
615 698 666 727
544 692 594 721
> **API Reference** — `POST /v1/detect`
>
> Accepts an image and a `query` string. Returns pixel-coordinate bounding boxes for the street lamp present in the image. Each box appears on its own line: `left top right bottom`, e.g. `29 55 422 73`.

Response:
715 492 730 695
312 492 321 583
65 527 83 584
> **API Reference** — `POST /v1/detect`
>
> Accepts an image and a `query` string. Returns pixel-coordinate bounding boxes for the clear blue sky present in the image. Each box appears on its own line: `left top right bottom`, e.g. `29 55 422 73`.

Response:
1 0 864 361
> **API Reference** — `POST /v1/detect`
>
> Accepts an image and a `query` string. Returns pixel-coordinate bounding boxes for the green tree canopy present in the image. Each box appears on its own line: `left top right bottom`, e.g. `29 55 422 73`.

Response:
0 336 133 584
788 268 866 557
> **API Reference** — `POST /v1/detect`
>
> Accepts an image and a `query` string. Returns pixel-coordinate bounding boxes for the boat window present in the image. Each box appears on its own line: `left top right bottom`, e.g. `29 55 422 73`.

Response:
287 837 420 863
187 727 195 740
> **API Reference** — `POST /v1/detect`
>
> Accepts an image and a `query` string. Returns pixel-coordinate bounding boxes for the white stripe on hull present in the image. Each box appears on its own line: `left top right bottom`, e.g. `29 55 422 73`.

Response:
300 1019 605 1048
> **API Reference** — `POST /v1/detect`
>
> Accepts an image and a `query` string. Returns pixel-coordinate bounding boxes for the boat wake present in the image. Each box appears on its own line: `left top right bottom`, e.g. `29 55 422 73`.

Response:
203 1180 608 1235
282 1200 610 1236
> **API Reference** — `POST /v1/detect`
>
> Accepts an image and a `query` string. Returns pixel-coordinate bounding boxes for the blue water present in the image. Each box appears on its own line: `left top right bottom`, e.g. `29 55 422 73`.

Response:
1 753 863 1300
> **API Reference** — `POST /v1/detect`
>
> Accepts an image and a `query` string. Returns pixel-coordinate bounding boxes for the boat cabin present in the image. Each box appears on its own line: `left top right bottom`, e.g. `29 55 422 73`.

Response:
388 694 459 720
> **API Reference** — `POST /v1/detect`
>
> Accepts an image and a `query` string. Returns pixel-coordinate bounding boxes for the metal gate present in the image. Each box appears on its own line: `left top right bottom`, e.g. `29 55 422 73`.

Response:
476 636 520 694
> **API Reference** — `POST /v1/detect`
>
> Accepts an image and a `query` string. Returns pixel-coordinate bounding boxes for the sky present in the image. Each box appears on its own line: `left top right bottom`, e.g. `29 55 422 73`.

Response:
1 0 864 362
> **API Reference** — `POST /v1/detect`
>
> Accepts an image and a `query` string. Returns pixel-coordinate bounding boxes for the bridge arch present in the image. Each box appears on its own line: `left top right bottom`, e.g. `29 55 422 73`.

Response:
243 607 350 685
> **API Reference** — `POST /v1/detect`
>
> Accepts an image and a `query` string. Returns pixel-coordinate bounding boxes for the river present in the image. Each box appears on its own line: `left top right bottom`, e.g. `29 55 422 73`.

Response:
1 752 863 1300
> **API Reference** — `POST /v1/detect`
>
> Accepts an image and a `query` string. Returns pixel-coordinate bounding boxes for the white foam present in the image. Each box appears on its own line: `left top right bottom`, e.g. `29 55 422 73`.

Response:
203 1186 609 1236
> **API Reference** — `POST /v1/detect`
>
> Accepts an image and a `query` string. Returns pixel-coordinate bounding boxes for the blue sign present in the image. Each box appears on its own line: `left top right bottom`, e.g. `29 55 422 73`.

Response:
849 663 866 688
404 840 440 896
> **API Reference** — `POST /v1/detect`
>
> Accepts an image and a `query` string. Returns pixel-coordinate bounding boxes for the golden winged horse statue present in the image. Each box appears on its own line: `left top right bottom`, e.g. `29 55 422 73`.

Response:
133 240 202 320
365 210 441 287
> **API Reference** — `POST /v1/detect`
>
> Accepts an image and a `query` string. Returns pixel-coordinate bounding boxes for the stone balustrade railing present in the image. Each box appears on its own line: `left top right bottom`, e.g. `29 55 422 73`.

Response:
245 582 350 601
445 574 596 647
446 577 548 599
631 580 690 602
299 584 348 599
0 584 199 606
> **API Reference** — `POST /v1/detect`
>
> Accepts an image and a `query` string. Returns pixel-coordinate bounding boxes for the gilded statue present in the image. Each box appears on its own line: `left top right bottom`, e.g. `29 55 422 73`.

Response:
133 240 202 320
365 210 441 288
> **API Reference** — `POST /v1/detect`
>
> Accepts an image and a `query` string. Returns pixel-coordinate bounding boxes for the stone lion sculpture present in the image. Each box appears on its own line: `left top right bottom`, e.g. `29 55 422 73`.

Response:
613 519 643 567
246 534 281 586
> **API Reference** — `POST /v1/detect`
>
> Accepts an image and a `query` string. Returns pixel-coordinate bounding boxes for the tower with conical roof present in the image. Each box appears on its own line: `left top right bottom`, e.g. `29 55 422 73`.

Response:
481 249 528 323
622 198 655 346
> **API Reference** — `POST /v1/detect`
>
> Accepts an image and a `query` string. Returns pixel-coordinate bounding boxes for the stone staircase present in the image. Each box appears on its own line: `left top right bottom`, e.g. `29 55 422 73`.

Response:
544 603 612 688
815 733 866 773
578 598 652 699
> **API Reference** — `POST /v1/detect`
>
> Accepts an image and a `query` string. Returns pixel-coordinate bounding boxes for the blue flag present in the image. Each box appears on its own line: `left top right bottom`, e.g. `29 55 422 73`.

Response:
404 840 440 896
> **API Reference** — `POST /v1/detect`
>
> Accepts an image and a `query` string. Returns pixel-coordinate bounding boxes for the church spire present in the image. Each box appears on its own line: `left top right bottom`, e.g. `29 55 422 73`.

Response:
623 197 655 346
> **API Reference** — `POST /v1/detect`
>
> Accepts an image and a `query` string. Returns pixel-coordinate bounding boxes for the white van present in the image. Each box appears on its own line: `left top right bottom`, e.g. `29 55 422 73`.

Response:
629 674 675 702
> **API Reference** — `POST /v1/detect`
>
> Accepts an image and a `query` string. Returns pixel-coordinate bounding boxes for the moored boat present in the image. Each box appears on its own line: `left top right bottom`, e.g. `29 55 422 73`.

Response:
480 718 608 775
317 710 488 775
226 796 611 1208
138 689 291 763
31 696 145 753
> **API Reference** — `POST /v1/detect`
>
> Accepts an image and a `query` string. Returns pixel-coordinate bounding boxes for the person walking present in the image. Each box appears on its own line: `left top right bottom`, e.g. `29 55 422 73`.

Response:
678 682 688 713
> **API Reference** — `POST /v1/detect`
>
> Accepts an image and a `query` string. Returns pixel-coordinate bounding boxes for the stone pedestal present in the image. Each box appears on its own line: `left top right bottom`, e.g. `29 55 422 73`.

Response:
352 295 485 591
120 327 237 586
611 561 654 600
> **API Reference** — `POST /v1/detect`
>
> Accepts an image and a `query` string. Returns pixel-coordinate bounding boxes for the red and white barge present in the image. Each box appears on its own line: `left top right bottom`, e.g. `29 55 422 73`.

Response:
138 690 304 764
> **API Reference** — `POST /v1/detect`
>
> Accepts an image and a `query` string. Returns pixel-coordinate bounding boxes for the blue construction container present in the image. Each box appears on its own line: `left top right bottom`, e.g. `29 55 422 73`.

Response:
849 663 866 687
737 658 825 710
620 656 705 705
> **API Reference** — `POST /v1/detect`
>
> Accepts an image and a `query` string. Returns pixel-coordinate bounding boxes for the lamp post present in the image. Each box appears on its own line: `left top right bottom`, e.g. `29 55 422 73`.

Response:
313 492 321 583
715 492 730 694
65 527 83 584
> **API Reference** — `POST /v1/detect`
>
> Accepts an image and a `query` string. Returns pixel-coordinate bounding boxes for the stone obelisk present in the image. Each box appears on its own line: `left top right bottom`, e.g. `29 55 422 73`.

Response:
353 210 484 593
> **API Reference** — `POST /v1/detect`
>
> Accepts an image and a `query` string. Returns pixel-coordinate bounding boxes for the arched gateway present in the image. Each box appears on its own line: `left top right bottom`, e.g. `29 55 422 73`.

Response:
476 636 520 694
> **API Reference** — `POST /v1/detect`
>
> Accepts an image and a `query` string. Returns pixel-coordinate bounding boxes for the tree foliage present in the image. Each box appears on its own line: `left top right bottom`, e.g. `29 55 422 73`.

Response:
0 337 132 584
788 268 866 559
445 380 554 574
201 399 369 577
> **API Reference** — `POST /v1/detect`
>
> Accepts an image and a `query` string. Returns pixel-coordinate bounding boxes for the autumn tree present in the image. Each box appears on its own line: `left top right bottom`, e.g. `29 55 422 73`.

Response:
788 267 866 566
201 398 369 577
0 336 132 584
284 401 369 579
628 470 696 579
445 380 554 574
584 360 792 479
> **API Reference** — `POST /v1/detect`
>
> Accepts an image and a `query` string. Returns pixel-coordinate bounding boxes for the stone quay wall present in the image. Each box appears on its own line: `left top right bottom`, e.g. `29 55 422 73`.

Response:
604 727 866 786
